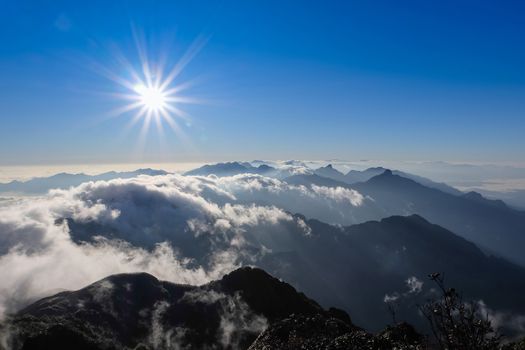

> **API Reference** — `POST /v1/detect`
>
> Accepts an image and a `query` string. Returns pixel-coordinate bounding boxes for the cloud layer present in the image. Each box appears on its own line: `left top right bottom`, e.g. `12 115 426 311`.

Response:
1 173 366 318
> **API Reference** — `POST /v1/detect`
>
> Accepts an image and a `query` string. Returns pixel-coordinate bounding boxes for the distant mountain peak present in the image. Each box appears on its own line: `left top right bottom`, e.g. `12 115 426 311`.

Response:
342 167 390 184
318 164 340 171
365 166 388 172
313 164 346 182
463 191 484 199
366 169 416 184
381 213 429 225
257 164 272 169
462 191 509 209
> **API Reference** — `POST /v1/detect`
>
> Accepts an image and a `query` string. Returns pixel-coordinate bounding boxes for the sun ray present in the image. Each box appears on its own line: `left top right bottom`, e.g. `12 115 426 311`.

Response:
138 110 153 144
90 61 138 91
95 31 206 149
159 36 208 91
162 79 197 96
164 104 191 121
159 109 195 149
127 106 149 129
106 101 145 118
165 96 203 105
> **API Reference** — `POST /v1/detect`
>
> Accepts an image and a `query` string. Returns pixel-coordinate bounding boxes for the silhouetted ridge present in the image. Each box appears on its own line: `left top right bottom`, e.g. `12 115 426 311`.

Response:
462 191 509 209
258 214 525 332
9 267 351 350
313 164 347 182
185 162 250 176
350 171 525 266
256 164 273 172
211 267 324 322
184 162 280 177
364 169 419 186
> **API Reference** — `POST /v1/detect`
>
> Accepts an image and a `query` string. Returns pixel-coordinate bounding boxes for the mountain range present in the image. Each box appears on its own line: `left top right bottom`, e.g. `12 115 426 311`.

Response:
2 267 433 350
3 162 524 267
184 161 461 195
350 170 525 266
183 161 525 267
258 214 525 331
3 161 525 341
4 265 525 349
0 169 168 194
285 169 525 267
62 206 525 334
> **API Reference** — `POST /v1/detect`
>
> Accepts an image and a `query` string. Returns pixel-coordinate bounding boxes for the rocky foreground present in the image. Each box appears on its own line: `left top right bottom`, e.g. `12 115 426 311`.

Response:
1 267 524 350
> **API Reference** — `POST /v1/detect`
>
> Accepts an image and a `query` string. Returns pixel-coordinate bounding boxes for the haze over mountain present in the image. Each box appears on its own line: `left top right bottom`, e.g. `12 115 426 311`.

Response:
259 214 525 331
0 169 168 195
2 168 525 345
184 161 462 195
182 161 525 266
2 161 525 265
350 170 525 266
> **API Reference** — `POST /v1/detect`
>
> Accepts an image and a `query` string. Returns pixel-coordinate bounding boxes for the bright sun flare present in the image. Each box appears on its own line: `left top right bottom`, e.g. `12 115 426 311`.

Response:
133 84 167 112
101 33 206 141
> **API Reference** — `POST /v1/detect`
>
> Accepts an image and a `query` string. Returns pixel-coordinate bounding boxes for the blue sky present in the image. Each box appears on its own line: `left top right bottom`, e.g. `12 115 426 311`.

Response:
1 0 524 165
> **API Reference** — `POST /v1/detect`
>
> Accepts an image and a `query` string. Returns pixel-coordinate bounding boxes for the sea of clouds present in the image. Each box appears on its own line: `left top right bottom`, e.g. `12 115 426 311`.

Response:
0 173 368 319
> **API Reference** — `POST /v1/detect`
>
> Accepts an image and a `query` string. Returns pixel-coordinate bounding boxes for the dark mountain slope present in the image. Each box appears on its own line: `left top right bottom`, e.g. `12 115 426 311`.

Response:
393 170 462 195
6 213 525 348
351 170 525 266
285 173 350 188
462 190 509 209
283 170 525 266
313 164 347 183
344 167 388 183
248 314 422 350
4 267 429 350
7 268 330 350
284 174 350 188
208 267 323 323
320 166 462 195
185 162 253 176
258 214 525 331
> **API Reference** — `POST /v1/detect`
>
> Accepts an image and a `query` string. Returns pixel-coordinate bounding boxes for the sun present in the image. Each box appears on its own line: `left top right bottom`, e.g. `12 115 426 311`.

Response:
133 84 167 112
98 32 207 142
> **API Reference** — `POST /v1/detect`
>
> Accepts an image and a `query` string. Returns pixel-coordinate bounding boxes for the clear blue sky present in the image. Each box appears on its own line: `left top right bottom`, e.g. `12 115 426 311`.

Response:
1 0 524 165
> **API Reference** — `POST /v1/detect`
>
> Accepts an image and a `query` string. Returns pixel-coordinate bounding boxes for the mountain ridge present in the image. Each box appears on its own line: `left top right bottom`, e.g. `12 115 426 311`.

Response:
5 267 360 350
0 168 169 194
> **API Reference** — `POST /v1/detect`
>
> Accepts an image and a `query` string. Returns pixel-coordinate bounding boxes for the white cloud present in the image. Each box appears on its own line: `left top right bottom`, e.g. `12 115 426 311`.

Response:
383 276 423 305
477 300 525 337
406 276 423 294
208 174 370 225
0 236 231 318
0 172 372 320
0 174 312 319
383 293 400 303
311 185 364 206
182 289 268 348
